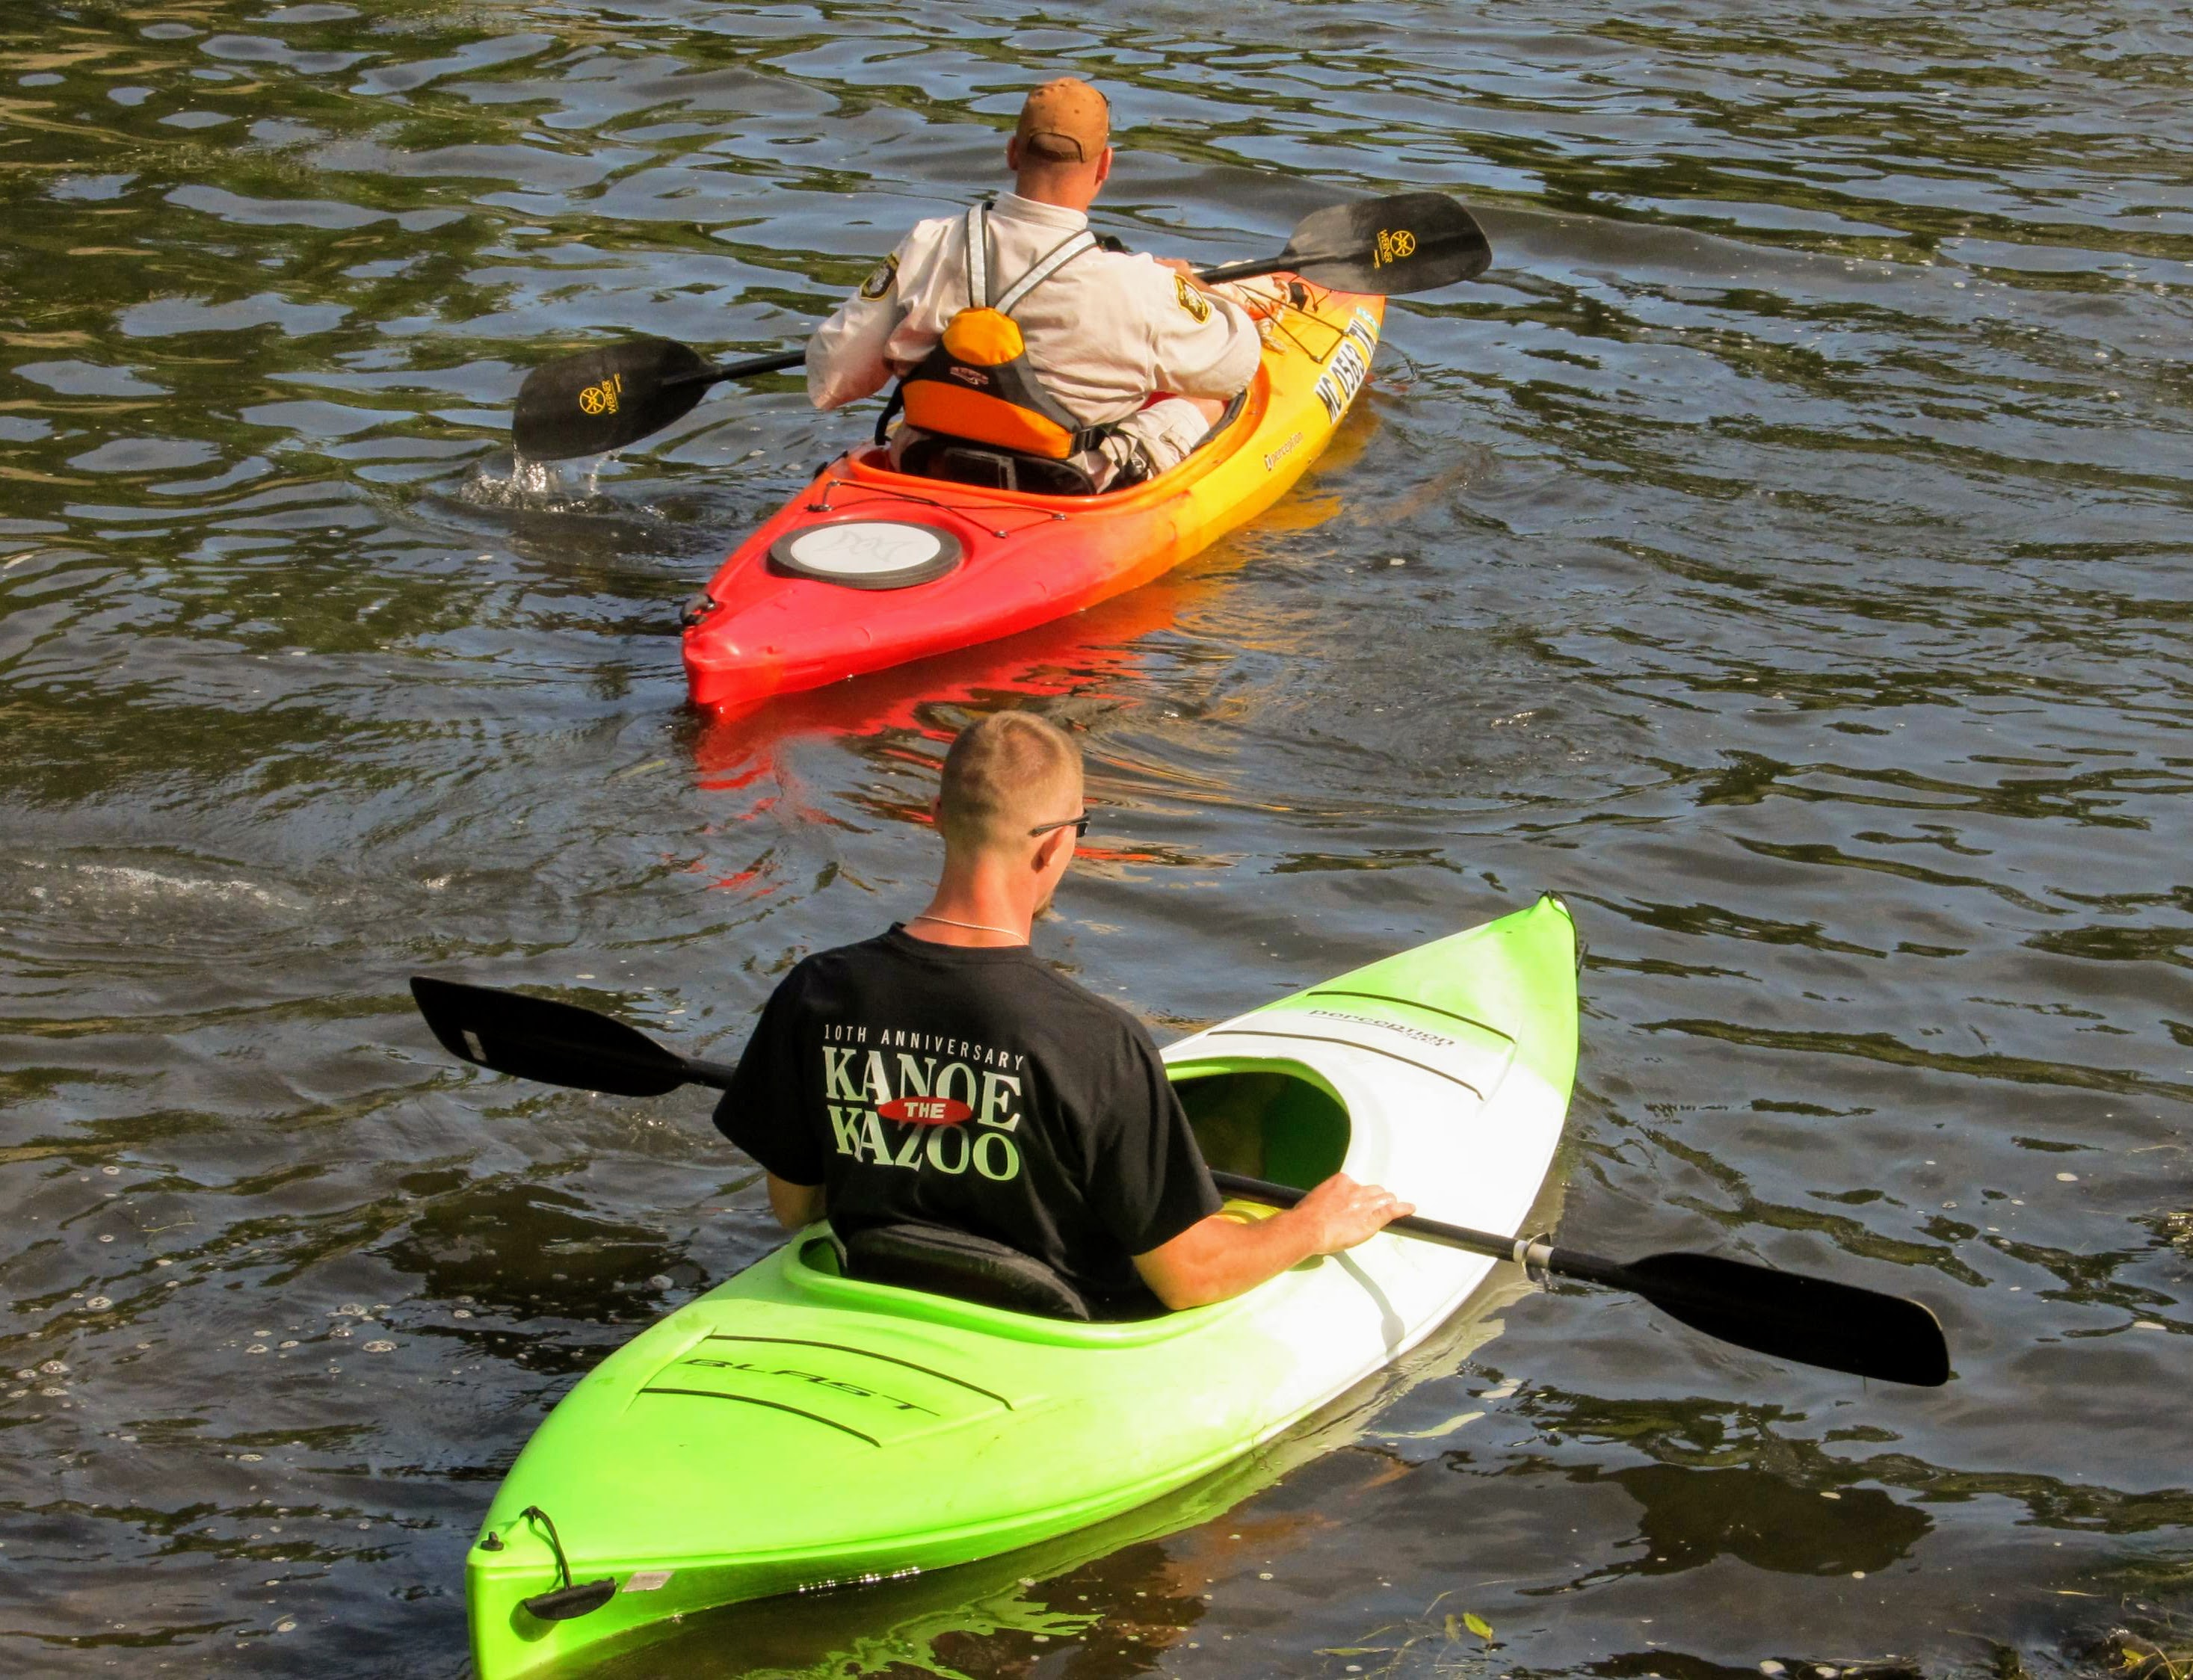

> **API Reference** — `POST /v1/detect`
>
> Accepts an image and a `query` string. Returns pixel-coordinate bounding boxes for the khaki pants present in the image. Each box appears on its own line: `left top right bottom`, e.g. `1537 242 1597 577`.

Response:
1091 397 1215 487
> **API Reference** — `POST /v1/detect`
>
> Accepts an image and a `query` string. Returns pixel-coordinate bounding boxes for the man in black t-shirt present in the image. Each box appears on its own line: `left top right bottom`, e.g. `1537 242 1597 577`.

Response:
713 712 1410 1311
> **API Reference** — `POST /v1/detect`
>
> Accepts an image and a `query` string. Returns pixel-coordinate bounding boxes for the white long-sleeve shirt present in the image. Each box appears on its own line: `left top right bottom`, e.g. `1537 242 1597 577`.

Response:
806 192 1263 425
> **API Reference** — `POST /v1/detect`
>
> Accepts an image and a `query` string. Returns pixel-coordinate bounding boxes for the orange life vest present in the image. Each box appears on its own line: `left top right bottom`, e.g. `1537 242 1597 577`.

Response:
897 203 1105 462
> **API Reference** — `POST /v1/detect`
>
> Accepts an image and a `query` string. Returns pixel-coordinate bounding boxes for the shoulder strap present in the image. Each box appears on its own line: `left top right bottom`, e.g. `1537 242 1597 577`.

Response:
872 380 904 447
995 229 1097 315
963 203 992 310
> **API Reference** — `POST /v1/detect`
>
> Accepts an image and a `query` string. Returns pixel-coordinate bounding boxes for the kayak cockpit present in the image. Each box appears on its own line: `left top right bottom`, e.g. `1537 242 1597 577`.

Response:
1175 1063 1350 1186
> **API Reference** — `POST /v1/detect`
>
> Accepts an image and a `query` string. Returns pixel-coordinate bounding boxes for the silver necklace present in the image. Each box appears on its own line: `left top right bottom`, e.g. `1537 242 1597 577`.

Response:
907 912 1026 941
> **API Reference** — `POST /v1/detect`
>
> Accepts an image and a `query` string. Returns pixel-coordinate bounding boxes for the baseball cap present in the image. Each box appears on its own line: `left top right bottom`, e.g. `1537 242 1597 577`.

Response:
1014 78 1109 163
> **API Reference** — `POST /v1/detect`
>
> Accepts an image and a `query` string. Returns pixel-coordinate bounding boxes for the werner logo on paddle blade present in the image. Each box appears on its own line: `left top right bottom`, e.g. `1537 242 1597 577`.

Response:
877 1096 973 1125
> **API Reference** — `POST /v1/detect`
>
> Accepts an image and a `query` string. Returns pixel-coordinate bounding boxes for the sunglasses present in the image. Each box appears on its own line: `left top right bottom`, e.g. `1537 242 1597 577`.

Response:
1027 808 1095 840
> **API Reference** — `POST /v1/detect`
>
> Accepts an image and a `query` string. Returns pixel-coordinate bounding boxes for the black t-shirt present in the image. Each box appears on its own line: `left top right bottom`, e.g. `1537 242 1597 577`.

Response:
712 926 1221 1303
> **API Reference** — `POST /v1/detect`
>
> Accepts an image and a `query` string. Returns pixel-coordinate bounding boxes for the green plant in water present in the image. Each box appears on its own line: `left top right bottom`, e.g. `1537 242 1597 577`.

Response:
2106 1630 2187 1680
1316 1591 1497 1676
740 1584 1099 1680
2096 1553 2193 1680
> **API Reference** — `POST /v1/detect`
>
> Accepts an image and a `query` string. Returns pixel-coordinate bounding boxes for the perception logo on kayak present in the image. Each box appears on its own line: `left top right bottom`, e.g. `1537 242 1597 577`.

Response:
676 1356 938 1415
1313 311 1380 423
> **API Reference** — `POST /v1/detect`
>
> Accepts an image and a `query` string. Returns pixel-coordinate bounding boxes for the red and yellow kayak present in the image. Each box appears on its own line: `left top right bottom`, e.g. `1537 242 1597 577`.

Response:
681 285 1383 713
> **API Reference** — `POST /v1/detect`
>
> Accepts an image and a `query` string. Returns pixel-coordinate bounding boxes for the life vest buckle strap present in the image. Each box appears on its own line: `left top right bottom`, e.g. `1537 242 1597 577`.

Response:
872 383 906 447
964 203 990 309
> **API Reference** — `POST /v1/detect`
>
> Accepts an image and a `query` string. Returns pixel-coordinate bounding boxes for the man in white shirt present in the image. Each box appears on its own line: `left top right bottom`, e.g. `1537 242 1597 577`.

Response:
804 78 1268 490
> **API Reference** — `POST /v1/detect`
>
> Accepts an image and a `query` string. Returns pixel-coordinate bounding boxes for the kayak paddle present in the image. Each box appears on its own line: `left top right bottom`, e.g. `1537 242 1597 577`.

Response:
1193 191 1491 291
407 976 1947 1387
510 191 1491 461
512 344 805 463
410 975 741 1096
1204 1171 1949 1389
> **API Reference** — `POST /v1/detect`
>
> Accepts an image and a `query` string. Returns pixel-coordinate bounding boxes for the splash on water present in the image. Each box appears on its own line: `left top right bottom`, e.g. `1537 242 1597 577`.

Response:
12 856 303 915
463 449 607 510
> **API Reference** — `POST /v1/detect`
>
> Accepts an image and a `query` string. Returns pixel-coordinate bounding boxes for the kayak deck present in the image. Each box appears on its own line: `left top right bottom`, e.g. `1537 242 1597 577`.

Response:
466 896 1577 1680
681 285 1384 712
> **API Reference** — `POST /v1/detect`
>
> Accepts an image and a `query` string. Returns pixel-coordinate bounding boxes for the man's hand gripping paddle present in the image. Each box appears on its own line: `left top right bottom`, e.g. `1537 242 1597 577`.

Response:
510 191 1492 461
408 976 1951 1389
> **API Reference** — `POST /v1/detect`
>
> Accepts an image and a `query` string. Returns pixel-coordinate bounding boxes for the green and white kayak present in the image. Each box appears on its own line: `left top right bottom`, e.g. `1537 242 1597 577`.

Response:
466 895 1579 1679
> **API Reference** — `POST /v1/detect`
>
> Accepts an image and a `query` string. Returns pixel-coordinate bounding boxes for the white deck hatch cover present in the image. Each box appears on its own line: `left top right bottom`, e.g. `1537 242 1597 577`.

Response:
769 520 962 588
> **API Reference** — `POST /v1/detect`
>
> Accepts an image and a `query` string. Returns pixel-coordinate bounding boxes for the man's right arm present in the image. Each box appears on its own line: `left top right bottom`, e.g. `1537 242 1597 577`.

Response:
1132 1172 1412 1311
1142 256 1263 401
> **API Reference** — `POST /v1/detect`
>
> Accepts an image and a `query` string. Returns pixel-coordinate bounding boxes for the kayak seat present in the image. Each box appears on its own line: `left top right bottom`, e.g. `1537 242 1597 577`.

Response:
895 435 1105 497
843 1221 1097 1321
892 389 1253 498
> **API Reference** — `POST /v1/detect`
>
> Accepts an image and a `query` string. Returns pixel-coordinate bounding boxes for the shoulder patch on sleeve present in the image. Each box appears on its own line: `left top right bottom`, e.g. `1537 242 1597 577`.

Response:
1173 271 1212 324
859 252 898 300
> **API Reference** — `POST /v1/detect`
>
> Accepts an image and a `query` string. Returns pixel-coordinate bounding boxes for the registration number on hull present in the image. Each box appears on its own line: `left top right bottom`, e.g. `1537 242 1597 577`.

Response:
1312 309 1380 423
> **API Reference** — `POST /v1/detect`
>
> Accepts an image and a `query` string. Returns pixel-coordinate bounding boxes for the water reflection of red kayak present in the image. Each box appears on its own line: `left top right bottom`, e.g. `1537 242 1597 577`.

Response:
679 288 1384 713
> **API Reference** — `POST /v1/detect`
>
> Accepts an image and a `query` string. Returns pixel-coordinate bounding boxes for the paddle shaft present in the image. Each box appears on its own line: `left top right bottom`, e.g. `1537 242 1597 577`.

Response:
1194 255 1307 286
664 1053 739 1087
663 347 807 391
1209 1170 1564 1272
663 257 1299 393
1210 1167 1836 1301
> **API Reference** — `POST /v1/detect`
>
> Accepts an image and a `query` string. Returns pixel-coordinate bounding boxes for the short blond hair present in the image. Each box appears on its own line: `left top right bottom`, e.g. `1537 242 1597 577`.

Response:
937 713 1082 853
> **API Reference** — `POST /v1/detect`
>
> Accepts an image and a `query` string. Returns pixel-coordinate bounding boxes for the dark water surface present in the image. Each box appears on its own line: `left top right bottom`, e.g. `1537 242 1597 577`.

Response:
3 1 2190 1675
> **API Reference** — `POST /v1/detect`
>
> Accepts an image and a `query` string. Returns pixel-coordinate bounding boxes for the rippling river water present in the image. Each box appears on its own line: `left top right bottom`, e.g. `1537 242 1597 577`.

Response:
3 1 2190 1676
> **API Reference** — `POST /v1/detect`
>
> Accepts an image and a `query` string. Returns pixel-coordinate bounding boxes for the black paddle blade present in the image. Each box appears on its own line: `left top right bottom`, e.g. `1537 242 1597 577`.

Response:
1284 192 1491 294
410 976 693 1098
511 337 712 461
1616 1250 1952 1388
